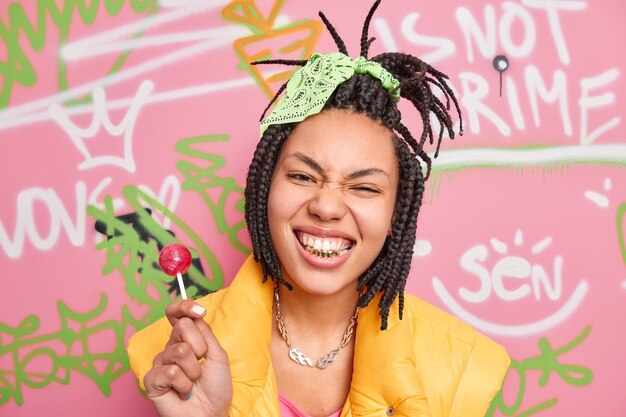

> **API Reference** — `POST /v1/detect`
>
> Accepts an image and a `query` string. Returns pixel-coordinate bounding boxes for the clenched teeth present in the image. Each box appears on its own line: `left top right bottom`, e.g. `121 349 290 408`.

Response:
297 232 353 259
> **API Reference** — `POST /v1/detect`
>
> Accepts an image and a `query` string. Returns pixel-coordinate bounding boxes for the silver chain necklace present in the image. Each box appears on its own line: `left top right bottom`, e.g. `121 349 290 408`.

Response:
274 286 358 369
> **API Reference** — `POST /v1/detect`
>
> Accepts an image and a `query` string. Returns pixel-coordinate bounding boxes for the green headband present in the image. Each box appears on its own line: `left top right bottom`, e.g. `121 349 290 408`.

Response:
260 52 401 136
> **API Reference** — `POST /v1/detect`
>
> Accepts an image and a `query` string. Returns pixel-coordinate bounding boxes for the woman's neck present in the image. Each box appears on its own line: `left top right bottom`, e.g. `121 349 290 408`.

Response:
274 283 359 337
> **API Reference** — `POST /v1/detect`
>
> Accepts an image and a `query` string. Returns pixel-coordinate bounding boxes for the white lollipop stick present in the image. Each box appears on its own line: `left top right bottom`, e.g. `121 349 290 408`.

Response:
177 272 188 300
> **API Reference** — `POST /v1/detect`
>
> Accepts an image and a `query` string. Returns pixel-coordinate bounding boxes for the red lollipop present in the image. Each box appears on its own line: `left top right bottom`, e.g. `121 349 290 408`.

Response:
159 243 192 300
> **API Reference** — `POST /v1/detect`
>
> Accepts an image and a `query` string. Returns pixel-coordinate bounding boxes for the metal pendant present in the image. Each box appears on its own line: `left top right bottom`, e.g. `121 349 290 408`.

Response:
289 347 314 367
316 349 340 369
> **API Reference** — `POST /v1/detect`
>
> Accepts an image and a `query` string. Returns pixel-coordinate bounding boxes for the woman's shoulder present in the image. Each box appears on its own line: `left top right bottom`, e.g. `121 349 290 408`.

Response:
398 293 510 416
353 292 509 416
400 292 509 362
401 293 476 341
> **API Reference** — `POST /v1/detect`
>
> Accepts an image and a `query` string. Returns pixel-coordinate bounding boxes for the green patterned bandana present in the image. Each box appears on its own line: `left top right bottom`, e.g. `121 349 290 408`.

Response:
260 52 401 136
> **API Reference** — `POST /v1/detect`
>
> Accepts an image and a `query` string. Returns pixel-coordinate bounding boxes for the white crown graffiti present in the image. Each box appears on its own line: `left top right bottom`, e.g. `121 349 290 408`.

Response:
49 80 154 172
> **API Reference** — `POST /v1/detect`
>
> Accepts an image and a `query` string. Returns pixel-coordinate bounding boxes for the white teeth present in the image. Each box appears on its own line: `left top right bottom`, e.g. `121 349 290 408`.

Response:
297 232 353 259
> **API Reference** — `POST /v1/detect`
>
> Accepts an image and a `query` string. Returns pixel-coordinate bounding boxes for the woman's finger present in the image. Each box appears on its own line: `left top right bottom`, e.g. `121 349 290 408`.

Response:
165 300 206 326
144 363 194 400
195 319 229 364
153 342 203 381
168 317 209 359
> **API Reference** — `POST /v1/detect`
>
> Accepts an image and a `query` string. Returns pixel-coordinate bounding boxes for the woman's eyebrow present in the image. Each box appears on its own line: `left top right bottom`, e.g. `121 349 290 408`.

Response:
286 152 389 180
345 167 389 180
286 152 325 173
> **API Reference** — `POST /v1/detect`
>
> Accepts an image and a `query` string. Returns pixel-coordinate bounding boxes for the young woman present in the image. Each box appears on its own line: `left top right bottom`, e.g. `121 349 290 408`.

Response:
127 2 510 416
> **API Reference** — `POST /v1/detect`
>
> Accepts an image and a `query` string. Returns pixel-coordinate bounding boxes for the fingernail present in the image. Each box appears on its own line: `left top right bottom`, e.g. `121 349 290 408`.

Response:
192 305 206 316
186 392 192 400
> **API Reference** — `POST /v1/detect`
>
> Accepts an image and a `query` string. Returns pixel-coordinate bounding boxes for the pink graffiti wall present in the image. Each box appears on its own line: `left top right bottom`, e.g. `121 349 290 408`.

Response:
1 0 625 416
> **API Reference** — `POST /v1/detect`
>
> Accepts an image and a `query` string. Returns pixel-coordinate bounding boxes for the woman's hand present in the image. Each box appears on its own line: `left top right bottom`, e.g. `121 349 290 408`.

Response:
143 300 233 417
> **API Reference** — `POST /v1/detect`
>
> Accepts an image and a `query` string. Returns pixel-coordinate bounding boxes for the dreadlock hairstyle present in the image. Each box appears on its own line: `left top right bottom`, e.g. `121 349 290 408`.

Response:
244 0 462 330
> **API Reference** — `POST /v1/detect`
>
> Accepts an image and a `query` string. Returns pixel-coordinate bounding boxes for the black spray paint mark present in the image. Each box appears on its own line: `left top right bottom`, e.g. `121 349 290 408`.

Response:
493 55 510 97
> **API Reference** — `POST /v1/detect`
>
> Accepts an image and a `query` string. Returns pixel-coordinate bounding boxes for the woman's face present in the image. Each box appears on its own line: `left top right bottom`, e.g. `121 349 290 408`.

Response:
267 109 399 297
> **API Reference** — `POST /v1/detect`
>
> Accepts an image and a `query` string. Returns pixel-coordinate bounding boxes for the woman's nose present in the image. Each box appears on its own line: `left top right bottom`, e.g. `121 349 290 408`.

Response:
307 186 347 221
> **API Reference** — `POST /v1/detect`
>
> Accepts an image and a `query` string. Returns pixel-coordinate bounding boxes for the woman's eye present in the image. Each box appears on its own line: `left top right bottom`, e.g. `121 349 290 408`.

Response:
287 173 313 182
351 186 381 194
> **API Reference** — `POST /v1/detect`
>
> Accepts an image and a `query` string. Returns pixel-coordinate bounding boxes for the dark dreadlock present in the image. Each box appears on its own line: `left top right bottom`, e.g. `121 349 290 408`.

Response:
245 0 462 330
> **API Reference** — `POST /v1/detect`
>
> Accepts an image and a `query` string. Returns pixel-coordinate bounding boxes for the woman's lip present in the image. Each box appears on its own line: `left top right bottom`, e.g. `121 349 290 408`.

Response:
294 226 356 242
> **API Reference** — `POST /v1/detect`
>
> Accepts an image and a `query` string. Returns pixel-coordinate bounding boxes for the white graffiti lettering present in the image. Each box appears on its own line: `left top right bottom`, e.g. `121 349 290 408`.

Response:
374 14 455 63
458 246 563 302
455 5 497 63
579 69 621 144
1 182 88 259
400 13 456 63
433 230 588 336
1 176 180 259
525 65 572 136
456 1 586 64
399 0 623 143
456 67 620 143
522 0 587 65
459 71 512 136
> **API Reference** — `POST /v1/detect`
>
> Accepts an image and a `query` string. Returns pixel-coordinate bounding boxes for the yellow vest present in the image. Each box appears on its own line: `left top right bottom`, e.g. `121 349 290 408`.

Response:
128 256 510 417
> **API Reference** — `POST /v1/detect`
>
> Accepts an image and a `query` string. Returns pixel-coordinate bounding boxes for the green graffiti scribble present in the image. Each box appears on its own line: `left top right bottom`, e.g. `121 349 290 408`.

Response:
88 185 226 323
617 203 626 266
0 0 158 109
487 326 593 417
176 135 249 254
1 136 248 406
0 294 142 406
87 134 250 323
